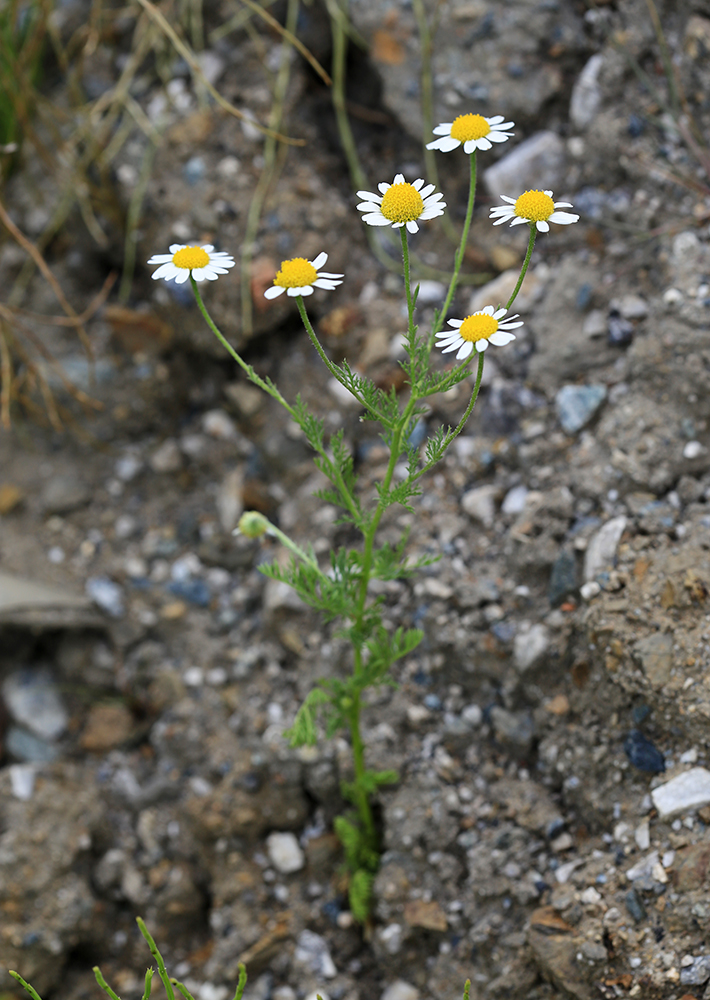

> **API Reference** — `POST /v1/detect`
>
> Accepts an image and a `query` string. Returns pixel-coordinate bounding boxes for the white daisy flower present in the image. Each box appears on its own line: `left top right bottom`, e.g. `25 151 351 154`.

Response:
426 113 515 154
435 306 523 360
147 244 236 283
356 174 445 234
489 189 579 232
263 252 344 299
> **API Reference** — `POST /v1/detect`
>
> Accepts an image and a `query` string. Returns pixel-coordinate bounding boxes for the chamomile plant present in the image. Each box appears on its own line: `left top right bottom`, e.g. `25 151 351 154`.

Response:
147 112 578 921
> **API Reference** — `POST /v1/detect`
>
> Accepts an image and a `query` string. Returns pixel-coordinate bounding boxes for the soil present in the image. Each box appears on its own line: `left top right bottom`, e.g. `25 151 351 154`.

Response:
2 2 710 1000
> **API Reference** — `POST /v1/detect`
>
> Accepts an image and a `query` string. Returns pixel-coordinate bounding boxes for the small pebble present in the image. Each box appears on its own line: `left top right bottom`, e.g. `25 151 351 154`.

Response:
267 832 305 874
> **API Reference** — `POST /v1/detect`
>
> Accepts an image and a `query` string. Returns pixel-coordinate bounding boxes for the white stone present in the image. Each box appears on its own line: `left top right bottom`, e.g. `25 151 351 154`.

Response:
381 981 420 1000
580 886 602 904
584 516 627 581
267 832 305 874
483 131 566 201
502 484 529 515
150 438 183 473
683 440 705 460
580 581 601 601
202 409 237 440
513 623 550 672
583 309 607 339
651 767 710 818
461 484 497 527
626 851 660 882
634 819 651 851
569 53 604 129
9 763 36 800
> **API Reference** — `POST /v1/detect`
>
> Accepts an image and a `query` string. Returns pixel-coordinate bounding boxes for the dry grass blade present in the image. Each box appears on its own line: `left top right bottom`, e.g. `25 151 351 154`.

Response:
133 0 306 145
237 0 331 85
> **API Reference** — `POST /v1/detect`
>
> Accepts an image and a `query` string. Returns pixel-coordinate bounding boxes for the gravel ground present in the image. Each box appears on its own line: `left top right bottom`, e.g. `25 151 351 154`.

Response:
2 2 710 999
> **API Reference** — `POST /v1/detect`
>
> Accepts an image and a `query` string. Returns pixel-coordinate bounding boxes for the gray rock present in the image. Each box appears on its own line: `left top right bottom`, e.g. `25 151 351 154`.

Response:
2 668 68 740
513 623 550 672
633 632 674 690
548 549 577 606
41 474 91 515
569 53 604 130
294 929 337 978
651 767 710 818
582 309 607 339
0 571 100 628
680 956 710 986
555 384 607 435
150 438 183 473
6 726 59 762
85 576 125 618
583 516 627 582
461 484 497 528
483 131 567 201
502 485 529 515
490 706 535 751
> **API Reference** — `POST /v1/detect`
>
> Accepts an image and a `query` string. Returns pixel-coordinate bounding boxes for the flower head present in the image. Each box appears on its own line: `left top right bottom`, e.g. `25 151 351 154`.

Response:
147 244 236 283
264 252 343 299
356 174 445 234
435 306 523 360
489 189 579 232
427 114 514 154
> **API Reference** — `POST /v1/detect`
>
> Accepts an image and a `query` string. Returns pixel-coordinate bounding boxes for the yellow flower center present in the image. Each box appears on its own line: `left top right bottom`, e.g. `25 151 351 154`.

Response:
514 190 555 222
274 258 318 288
450 114 490 142
380 182 424 223
458 313 499 343
172 246 210 269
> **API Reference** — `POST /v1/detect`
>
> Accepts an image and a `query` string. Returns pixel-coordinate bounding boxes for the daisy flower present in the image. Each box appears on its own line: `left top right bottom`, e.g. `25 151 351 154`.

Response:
263 252 344 299
356 174 445 234
147 244 236 283
426 113 515 154
489 189 579 232
435 306 523 360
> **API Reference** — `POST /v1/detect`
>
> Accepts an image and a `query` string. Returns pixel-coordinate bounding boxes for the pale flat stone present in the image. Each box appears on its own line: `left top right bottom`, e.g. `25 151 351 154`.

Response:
266 831 305 874
651 767 710 818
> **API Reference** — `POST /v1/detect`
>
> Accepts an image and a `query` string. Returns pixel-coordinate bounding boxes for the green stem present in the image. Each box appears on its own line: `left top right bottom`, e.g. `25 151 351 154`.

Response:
347 687 376 843
400 227 416 339
429 150 477 347
413 349 485 482
263 518 328 578
190 275 296 416
505 223 536 311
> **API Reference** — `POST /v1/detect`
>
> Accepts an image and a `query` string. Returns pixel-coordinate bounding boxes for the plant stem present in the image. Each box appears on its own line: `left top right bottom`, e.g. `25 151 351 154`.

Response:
347 686 376 843
505 224 536 310
400 227 416 339
430 150 477 346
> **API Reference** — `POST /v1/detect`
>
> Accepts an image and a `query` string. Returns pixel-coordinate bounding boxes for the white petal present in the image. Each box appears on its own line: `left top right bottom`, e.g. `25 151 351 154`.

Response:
300 286 314 295
441 340 464 354
492 308 507 319
362 213 391 226
203 270 220 280
378 182 391 194
536 220 550 232
474 340 488 352
419 183 435 199
264 286 284 299
393 173 405 185
357 189 380 201
488 331 516 346
426 136 460 152
311 252 328 269
411 178 424 190
420 208 445 220
317 271 344 279
457 341 474 359
357 200 382 212
175 269 191 283
406 220 419 233
468 137 490 152
447 319 463 328
500 319 524 330
493 120 515 129
147 254 174 264
433 123 453 134
487 131 510 142
313 279 339 289
552 201 573 209
486 115 504 125
168 244 186 253
548 211 579 224
510 216 529 226
491 216 510 226
543 190 554 197
500 195 517 204
201 244 215 253
480 305 495 315
151 263 175 280
489 207 514 218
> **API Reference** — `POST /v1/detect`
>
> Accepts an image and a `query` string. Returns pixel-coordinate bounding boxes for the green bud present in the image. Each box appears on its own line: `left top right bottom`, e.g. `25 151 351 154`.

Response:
237 511 269 538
